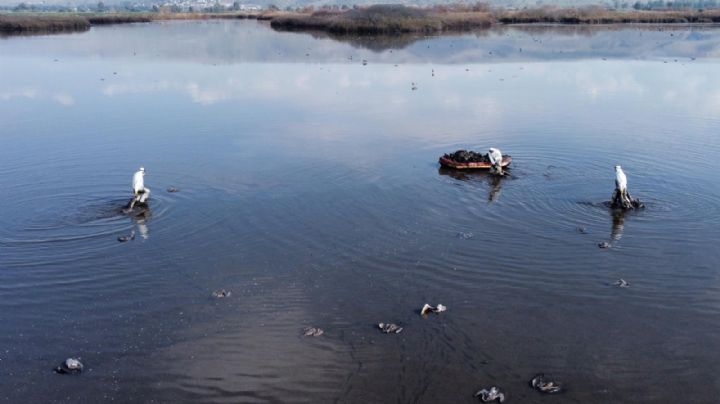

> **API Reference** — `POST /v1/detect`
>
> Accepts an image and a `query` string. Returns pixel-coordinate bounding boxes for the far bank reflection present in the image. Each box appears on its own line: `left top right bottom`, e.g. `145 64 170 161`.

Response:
2 20 720 63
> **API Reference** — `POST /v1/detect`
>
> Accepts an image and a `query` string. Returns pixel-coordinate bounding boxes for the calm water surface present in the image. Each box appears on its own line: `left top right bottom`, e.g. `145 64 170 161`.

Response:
1 20 720 403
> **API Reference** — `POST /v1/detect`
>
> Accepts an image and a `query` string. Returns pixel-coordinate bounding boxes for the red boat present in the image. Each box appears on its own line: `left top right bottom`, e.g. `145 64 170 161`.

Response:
439 155 513 170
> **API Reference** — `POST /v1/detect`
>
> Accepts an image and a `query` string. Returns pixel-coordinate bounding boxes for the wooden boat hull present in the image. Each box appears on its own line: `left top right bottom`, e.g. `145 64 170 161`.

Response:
439 155 512 170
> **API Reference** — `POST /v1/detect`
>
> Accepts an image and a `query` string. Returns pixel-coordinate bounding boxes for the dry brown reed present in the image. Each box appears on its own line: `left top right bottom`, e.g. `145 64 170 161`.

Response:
271 5 493 34
497 7 720 24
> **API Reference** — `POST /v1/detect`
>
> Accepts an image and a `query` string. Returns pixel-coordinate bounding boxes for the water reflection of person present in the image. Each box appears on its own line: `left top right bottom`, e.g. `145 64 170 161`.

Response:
488 174 503 202
437 167 505 202
611 210 625 243
130 206 151 240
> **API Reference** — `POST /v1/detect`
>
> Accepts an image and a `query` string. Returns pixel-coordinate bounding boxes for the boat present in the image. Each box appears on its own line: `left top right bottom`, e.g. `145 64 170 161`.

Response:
439 155 512 170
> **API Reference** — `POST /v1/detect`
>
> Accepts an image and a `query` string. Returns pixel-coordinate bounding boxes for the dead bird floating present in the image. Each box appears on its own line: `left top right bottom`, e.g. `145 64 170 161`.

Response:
530 373 564 394
378 323 403 334
613 279 630 288
474 386 506 402
117 231 135 242
212 289 231 298
420 303 447 316
303 327 324 337
55 358 83 374
440 149 512 170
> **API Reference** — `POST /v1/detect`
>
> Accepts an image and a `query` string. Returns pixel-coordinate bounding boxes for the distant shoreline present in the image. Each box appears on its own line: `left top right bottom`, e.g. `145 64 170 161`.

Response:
3 6 720 37
0 12 271 36
271 6 720 35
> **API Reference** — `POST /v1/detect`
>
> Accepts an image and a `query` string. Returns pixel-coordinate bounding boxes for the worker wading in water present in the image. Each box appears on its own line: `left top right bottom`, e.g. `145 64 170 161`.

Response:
128 167 150 209
611 165 643 210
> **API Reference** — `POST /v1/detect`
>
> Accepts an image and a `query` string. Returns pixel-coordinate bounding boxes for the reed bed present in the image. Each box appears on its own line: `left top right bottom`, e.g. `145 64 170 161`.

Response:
86 14 153 25
4 6 720 37
271 5 493 34
497 7 720 24
0 14 90 34
0 12 270 35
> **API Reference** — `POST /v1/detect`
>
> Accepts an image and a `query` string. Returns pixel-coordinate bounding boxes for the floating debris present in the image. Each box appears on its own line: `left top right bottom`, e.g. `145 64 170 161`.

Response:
378 323 403 334
530 373 563 394
598 242 611 249
55 358 83 374
212 289 231 298
475 386 505 402
457 232 474 240
420 303 447 316
613 279 630 288
166 187 179 193
303 327 324 337
117 231 135 242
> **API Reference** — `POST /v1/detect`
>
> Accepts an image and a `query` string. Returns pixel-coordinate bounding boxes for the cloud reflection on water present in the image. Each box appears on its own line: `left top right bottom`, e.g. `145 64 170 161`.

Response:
0 88 75 106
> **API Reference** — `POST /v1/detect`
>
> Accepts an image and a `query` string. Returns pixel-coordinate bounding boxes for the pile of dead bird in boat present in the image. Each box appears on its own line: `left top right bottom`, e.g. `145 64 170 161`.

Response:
444 150 492 163
440 147 510 174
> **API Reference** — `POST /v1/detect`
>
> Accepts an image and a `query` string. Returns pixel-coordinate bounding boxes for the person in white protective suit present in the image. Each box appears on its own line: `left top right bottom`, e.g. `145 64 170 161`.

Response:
611 165 643 210
488 147 504 175
129 167 150 208
615 165 627 194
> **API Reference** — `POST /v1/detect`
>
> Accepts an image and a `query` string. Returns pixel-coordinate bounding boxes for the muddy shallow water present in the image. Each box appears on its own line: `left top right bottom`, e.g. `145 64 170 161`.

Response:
1 20 720 403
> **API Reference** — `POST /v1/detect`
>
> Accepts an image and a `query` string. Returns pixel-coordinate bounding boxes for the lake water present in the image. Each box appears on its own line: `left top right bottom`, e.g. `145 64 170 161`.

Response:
1 20 720 403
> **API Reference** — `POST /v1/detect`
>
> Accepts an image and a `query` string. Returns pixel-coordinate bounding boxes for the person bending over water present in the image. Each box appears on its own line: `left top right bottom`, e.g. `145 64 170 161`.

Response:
128 167 150 209
611 165 643 210
488 147 503 175
615 165 627 194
